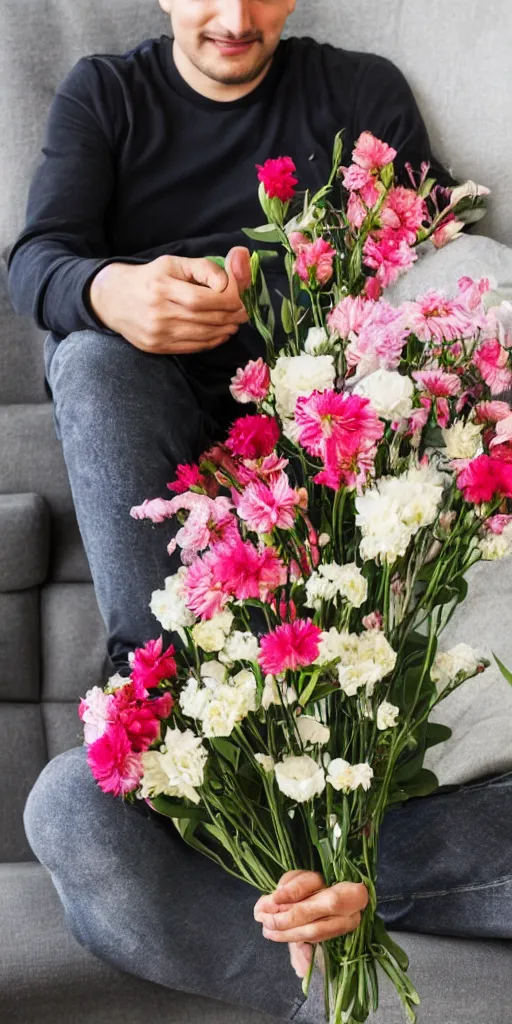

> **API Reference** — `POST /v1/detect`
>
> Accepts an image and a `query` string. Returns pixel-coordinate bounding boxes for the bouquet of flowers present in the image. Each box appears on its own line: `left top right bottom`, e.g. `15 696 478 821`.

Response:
78 130 512 1024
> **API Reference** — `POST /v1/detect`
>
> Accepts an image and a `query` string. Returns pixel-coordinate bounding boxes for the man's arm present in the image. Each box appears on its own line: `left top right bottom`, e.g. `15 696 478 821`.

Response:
7 57 141 338
351 54 460 191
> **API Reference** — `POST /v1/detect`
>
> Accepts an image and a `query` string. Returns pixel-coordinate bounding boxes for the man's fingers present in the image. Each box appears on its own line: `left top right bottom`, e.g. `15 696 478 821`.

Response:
160 300 248 327
274 870 326 905
262 913 362 944
155 254 229 293
225 246 252 293
288 941 313 979
255 883 367 932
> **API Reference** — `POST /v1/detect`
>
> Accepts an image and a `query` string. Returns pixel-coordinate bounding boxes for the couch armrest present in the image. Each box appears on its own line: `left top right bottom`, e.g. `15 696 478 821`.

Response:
0 494 50 591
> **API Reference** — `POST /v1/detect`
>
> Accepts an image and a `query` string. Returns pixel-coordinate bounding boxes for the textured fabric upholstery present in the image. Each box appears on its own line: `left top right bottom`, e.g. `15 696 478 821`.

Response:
1 1 512 1021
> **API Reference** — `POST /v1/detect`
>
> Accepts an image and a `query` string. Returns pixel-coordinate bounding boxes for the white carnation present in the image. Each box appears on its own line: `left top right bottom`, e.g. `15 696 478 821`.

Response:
356 465 444 564
139 726 207 804
200 660 228 689
296 715 330 747
442 421 482 459
326 758 353 791
315 628 359 666
179 677 211 720
354 369 413 422
479 522 512 560
349 762 374 792
150 568 195 634
271 354 336 420
305 562 368 610
220 630 259 664
338 659 382 697
304 327 332 355
201 672 257 738
431 643 483 688
376 700 400 730
254 753 275 773
274 755 326 802
261 674 298 710
191 610 234 652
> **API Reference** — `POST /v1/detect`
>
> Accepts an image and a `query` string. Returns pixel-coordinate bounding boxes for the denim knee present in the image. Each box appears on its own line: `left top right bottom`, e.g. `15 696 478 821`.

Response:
23 745 101 871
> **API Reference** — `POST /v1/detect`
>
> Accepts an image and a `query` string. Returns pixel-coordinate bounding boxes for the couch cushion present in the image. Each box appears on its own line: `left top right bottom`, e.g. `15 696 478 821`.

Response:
0 705 47 861
0 590 40 701
41 582 112 702
425 558 512 786
386 232 512 306
1 862 511 1024
0 404 91 582
0 493 49 592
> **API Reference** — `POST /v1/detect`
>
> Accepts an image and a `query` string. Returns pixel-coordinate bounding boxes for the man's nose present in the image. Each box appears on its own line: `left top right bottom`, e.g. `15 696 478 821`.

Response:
216 0 257 38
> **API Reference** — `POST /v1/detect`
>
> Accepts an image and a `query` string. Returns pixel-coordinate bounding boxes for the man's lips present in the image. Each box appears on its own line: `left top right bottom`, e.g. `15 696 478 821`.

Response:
208 38 258 55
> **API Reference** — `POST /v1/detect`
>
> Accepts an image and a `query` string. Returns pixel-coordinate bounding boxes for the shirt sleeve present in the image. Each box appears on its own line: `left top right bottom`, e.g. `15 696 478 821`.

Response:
7 57 142 338
351 55 460 191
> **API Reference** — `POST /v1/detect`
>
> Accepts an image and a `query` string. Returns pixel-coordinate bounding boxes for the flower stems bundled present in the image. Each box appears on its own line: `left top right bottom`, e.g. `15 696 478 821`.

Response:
79 131 512 1024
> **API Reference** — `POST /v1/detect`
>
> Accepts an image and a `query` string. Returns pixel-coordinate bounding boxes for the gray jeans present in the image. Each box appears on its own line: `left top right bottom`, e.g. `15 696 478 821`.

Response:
23 748 512 1022
33 329 512 1020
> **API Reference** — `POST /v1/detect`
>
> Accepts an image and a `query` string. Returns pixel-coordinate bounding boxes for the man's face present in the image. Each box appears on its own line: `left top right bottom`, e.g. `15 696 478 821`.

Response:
158 0 296 86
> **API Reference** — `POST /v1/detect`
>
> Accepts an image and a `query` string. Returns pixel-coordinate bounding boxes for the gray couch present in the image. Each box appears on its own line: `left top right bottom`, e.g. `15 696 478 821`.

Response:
1 2 512 1022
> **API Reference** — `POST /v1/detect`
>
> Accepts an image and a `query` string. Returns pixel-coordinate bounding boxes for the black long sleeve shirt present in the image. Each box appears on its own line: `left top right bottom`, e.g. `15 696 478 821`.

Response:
8 33 458 342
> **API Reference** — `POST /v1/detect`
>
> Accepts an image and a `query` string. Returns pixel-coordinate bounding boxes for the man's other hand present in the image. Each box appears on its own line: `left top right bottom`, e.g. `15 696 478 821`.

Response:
253 869 369 979
88 245 251 354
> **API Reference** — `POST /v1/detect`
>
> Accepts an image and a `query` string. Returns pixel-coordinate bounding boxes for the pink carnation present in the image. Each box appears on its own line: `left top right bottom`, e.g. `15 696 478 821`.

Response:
258 619 322 675
165 493 237 563
87 723 144 796
226 415 280 459
184 549 228 619
363 233 417 288
315 430 379 491
457 276 491 312
129 637 176 697
78 687 114 745
431 213 464 248
489 414 512 449
345 300 409 374
295 390 384 459
327 294 373 338
413 370 461 398
256 156 298 202
236 473 300 533
474 401 511 424
130 497 175 523
456 454 512 503
401 290 478 343
109 682 173 753
230 358 270 404
473 340 512 395
288 231 310 254
236 453 289 486
352 132 397 171
341 164 374 191
362 611 383 631
167 464 207 494
346 192 368 229
485 514 512 535
379 187 427 245
211 537 287 603
294 238 336 286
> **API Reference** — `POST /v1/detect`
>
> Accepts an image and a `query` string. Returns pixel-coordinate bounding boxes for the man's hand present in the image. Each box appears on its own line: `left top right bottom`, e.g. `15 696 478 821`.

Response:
253 870 369 979
88 245 252 354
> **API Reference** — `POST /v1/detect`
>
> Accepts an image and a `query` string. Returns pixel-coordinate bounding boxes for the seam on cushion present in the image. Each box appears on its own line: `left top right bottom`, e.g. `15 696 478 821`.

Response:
378 872 512 903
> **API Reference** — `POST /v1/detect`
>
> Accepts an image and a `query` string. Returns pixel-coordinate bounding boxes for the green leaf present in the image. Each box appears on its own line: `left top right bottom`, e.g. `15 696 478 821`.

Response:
494 653 512 686
423 424 445 449
425 722 452 748
242 224 282 242
255 249 279 262
394 748 426 783
208 737 240 770
400 768 439 799
149 795 210 822
417 176 437 199
281 296 294 334
205 255 225 268
299 668 322 707
373 915 409 972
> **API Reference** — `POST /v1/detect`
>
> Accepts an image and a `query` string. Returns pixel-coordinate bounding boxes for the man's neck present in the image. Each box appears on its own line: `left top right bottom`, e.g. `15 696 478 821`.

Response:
172 39 275 103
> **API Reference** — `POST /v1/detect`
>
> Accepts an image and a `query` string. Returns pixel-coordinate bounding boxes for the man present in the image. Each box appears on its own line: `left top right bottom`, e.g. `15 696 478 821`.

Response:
12 3 512 1022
